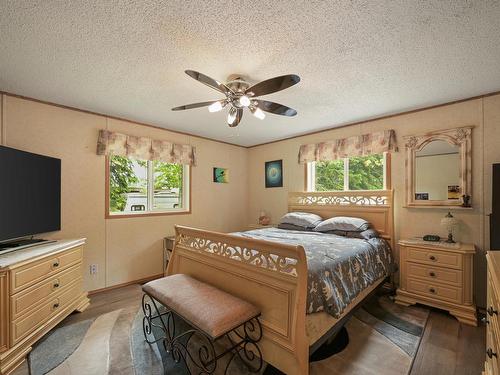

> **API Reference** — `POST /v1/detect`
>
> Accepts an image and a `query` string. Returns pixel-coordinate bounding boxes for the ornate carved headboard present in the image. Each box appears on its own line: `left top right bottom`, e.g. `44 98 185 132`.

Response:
288 190 395 249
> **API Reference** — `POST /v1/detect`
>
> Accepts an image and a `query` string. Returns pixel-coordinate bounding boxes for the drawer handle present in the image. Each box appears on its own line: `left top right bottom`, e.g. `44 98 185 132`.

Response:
53 303 60 309
53 282 60 288
482 316 490 324
53 261 60 268
487 306 498 316
429 255 437 261
429 271 436 277
487 348 497 359
429 288 436 294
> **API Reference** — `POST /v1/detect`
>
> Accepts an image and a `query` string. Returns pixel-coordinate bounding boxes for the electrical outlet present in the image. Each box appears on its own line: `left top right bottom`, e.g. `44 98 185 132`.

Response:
90 264 98 275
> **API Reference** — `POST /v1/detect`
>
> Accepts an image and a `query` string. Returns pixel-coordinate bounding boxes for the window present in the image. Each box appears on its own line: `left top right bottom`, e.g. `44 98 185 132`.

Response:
108 155 190 216
307 154 388 192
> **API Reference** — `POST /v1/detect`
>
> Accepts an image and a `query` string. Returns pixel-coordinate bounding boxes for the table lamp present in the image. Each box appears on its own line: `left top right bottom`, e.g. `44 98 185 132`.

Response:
441 212 458 243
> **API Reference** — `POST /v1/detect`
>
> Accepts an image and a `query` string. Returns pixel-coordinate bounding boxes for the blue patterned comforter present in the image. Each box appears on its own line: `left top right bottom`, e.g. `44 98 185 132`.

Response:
232 228 393 318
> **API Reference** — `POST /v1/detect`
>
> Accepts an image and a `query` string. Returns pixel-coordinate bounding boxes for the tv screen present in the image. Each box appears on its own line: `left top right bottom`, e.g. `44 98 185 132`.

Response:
0 146 61 242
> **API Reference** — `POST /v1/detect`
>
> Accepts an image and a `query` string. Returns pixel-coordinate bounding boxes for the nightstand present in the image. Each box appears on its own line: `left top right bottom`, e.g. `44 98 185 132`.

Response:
395 239 477 326
163 236 175 274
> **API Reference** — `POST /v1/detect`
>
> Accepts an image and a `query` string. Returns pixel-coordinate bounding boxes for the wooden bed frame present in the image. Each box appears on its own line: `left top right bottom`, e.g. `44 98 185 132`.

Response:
166 190 394 375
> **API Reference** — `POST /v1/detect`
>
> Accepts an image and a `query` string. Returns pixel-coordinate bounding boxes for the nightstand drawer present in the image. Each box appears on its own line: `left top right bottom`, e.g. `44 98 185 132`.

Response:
407 277 462 304
407 262 462 286
407 247 462 269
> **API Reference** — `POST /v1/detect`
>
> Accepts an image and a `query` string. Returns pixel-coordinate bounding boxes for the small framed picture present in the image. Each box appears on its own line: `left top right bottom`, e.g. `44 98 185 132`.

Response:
447 185 460 200
213 167 228 183
415 192 429 200
265 160 283 188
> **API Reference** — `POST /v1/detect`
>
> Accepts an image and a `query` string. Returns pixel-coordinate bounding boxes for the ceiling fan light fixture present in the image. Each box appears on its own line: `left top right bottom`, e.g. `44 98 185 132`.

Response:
238 95 251 107
208 101 224 112
250 106 266 120
227 107 237 125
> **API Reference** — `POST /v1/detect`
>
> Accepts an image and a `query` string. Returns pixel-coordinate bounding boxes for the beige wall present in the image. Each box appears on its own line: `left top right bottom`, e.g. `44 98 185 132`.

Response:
1 92 499 306
0 95 248 291
248 94 500 307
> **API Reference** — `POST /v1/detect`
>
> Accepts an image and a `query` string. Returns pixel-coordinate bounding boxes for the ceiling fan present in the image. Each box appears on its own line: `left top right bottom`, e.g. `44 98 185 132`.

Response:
172 70 300 127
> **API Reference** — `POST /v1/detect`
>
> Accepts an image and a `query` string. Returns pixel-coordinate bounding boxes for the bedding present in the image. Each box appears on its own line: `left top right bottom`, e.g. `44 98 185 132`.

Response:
314 216 370 232
326 228 380 239
232 227 393 318
278 212 323 229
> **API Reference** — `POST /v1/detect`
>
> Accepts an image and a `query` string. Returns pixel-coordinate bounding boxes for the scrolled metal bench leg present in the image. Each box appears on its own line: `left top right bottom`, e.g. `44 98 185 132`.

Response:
223 317 264 374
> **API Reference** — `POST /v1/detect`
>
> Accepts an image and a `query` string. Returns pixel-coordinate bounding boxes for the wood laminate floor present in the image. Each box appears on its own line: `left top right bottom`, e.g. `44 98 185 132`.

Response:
12 284 486 375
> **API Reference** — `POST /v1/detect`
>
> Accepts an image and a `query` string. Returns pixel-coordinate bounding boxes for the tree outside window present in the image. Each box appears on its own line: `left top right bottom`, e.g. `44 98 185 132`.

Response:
309 154 386 191
108 155 189 215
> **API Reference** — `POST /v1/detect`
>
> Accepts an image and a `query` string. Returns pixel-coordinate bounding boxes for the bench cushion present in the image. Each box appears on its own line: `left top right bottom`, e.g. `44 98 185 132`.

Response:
142 274 260 339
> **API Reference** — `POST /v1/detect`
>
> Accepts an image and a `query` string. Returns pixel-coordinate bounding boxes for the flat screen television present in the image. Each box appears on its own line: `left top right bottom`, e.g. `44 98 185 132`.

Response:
0 146 61 245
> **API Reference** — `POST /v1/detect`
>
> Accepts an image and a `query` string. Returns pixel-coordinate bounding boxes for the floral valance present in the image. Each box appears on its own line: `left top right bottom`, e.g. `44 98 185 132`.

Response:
96 130 196 166
298 129 398 163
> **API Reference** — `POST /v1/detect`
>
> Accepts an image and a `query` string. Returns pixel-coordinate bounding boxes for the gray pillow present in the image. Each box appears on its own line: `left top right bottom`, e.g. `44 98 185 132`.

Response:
325 229 379 239
278 212 323 229
277 223 312 231
314 216 370 232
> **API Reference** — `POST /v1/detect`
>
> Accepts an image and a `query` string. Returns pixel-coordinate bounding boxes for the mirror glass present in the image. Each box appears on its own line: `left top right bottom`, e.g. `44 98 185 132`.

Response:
415 140 460 201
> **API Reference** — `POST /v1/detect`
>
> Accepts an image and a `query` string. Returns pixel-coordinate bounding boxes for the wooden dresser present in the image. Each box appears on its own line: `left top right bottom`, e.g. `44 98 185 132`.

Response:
395 239 477 326
485 251 500 375
0 239 89 375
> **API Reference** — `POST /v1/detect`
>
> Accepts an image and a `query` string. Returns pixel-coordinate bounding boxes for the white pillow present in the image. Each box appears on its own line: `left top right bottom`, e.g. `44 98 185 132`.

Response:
278 212 323 229
314 216 370 232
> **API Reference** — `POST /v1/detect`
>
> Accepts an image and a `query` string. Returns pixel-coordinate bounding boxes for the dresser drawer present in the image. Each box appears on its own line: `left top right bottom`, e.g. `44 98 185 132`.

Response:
10 246 83 294
406 247 462 269
407 277 462 304
486 322 500 375
407 262 463 286
10 278 83 346
10 263 82 320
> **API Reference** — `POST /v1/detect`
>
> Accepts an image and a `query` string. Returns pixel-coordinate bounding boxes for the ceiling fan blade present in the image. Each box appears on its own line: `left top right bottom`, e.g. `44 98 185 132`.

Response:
171 101 219 111
254 100 297 116
228 107 243 127
185 70 232 96
246 74 300 97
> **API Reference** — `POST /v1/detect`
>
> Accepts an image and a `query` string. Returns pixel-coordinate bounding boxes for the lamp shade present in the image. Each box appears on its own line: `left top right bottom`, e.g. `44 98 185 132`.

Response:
441 212 458 231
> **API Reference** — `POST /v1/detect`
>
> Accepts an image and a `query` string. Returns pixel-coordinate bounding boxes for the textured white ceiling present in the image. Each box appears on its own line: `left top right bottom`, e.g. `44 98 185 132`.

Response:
1 1 500 147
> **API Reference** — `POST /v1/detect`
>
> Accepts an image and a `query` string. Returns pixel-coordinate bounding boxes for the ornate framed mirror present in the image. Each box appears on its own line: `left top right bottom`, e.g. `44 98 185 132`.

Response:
404 126 472 208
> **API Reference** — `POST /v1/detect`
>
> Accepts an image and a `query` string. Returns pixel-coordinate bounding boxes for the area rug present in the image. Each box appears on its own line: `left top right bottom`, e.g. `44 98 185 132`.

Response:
28 293 428 375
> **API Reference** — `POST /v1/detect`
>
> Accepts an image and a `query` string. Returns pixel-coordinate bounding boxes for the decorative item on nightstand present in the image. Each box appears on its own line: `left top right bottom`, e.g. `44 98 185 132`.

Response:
395 239 477 326
258 211 271 226
441 211 458 243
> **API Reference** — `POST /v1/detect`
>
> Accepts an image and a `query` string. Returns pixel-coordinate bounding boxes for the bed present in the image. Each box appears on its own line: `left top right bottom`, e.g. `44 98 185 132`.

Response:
166 190 394 375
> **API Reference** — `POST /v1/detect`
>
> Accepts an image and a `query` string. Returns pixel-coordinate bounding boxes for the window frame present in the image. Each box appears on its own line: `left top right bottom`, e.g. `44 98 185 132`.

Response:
105 156 191 218
306 153 391 192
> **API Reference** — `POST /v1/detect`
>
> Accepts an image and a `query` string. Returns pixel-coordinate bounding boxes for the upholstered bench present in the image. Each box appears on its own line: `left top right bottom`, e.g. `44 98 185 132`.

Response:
141 274 263 374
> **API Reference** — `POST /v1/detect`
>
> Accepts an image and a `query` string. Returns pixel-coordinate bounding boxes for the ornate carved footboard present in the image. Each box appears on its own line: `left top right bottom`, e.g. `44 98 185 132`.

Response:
166 225 310 375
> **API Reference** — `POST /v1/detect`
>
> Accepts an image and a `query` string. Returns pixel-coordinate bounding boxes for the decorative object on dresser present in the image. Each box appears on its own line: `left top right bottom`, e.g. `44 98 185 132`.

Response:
484 251 500 375
441 211 459 243
404 126 473 208
0 239 89 375
395 239 477 326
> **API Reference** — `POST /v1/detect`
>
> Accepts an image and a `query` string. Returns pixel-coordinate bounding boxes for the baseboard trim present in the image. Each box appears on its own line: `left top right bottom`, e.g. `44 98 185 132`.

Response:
88 273 163 295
